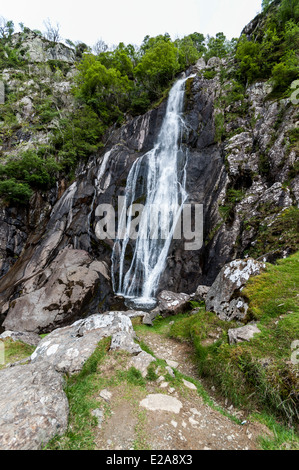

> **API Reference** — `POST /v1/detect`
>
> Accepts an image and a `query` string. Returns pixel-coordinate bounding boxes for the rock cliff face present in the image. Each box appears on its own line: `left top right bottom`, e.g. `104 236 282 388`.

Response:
0 28 298 333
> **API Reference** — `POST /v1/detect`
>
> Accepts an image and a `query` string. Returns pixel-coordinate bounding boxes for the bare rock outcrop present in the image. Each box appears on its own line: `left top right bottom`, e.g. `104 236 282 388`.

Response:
0 362 69 450
31 312 139 374
205 258 265 321
3 248 110 334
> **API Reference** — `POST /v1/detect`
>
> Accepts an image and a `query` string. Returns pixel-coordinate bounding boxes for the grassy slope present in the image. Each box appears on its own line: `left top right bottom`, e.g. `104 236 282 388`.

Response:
166 252 299 447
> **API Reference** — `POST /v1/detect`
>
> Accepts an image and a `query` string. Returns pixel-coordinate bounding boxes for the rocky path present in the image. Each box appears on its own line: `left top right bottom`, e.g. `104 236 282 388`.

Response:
93 328 271 451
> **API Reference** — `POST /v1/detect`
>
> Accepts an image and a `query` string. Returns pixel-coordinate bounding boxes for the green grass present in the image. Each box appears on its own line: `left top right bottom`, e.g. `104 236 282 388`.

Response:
46 337 111 450
245 206 299 259
0 338 35 369
168 252 299 430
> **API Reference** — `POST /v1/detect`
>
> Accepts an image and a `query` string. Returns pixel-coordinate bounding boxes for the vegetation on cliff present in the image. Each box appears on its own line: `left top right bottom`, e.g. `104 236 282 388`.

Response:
0 0 298 205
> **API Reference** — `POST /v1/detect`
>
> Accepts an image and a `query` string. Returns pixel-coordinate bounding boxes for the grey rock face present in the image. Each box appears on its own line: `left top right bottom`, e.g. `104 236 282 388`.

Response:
205 258 264 321
228 324 261 344
11 31 75 63
3 248 110 333
1 55 298 333
31 312 137 374
0 362 69 450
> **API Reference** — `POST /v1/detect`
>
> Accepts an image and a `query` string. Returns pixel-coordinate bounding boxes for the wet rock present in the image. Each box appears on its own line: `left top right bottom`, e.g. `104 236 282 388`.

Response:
205 258 265 321
0 362 69 450
228 324 261 344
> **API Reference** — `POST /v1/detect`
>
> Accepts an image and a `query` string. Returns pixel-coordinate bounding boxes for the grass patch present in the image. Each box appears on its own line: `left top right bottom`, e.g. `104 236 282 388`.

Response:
169 252 299 429
0 338 35 369
245 206 299 259
46 337 111 450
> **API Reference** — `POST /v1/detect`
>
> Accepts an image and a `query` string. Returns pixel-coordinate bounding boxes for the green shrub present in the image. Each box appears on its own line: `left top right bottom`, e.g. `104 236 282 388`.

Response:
0 178 33 204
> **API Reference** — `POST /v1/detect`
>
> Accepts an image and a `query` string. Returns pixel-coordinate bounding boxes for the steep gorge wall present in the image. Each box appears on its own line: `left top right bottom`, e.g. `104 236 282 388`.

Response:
0 41 298 333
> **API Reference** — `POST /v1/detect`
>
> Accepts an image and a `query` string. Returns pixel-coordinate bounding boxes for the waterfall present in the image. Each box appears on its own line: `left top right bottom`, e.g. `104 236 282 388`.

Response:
111 75 193 309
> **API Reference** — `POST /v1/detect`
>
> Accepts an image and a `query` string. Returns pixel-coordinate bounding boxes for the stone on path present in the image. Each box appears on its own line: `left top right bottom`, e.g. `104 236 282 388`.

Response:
140 394 182 414
182 379 197 390
127 351 156 378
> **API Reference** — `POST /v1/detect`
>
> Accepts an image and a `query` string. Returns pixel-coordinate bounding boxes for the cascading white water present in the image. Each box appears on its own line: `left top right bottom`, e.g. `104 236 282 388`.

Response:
112 75 193 309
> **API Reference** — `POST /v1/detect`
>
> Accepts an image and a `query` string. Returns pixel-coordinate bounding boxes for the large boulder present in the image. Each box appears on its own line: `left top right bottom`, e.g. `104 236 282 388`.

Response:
205 258 265 321
3 248 110 333
31 312 139 374
0 362 69 450
142 291 191 326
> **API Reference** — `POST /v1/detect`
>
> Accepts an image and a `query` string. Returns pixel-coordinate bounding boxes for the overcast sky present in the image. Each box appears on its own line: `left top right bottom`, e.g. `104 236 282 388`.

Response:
1 0 262 48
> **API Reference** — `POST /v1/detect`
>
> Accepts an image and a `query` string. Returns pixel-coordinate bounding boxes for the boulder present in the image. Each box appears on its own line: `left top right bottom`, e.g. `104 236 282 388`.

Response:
205 258 264 321
0 330 41 347
127 351 156 377
193 285 210 302
31 312 137 374
3 248 110 333
156 291 191 317
228 324 261 344
0 362 69 450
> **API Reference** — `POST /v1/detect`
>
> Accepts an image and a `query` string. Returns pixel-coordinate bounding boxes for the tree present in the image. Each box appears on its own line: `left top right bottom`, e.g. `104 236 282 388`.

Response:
175 36 201 69
134 41 179 98
43 18 61 44
93 39 108 55
0 17 14 39
278 0 299 24
205 32 232 60
262 0 274 11
75 54 132 123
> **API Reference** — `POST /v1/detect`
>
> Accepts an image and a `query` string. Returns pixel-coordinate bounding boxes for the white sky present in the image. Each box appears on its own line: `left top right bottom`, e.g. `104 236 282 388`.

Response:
1 0 262 48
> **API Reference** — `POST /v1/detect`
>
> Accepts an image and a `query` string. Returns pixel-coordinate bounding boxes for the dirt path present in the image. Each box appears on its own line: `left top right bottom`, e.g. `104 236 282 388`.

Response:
93 328 272 451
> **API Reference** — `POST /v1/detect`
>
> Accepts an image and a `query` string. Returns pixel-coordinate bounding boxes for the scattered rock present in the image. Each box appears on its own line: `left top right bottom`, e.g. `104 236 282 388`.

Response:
228 324 261 344
91 409 104 429
182 379 197 390
193 285 210 301
165 366 175 378
142 308 160 326
99 389 112 402
110 331 142 355
205 258 265 321
127 351 156 378
166 359 179 368
0 362 69 450
139 394 183 414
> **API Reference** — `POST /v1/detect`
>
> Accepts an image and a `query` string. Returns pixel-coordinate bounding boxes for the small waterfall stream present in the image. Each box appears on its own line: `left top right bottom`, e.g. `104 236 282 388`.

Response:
111 75 193 309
